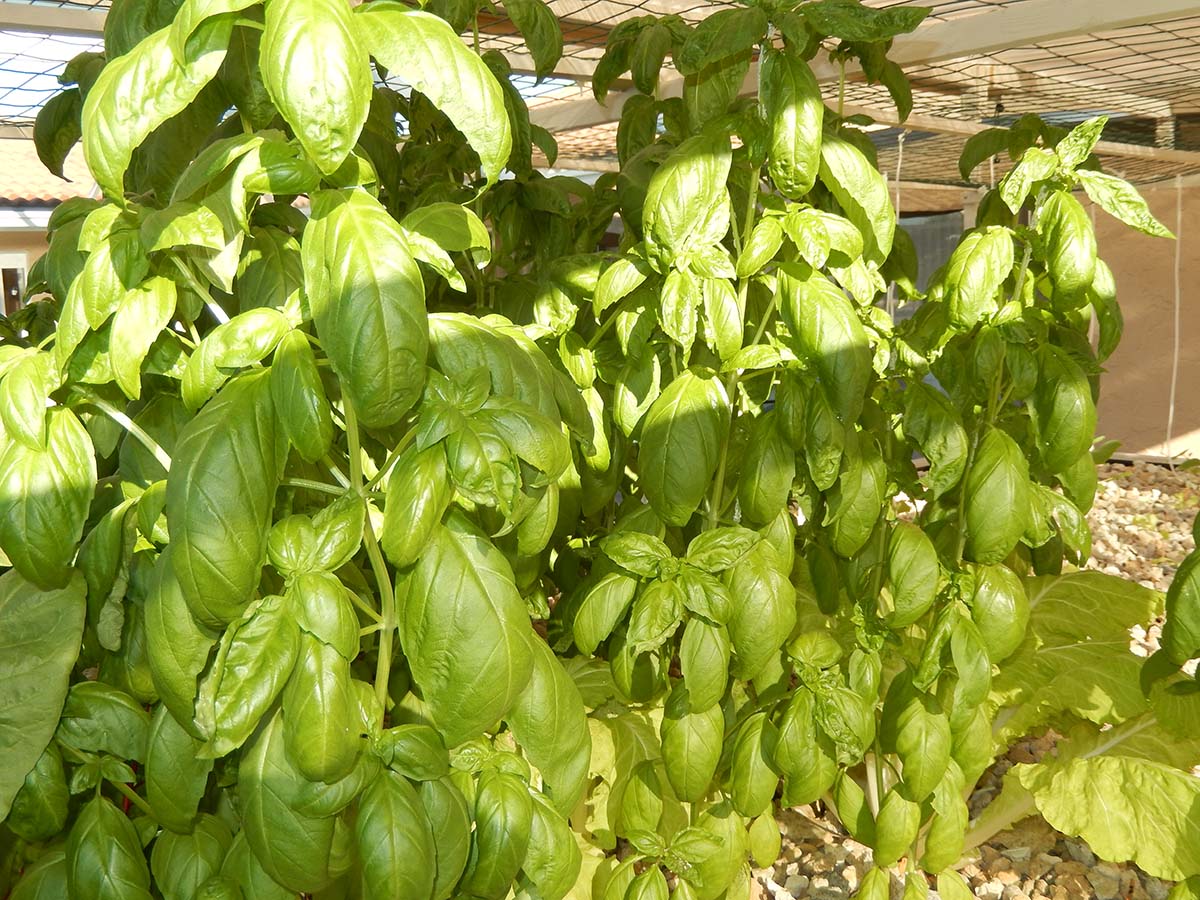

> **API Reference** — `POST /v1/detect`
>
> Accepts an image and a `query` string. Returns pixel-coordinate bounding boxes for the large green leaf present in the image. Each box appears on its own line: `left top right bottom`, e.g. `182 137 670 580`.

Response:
1018 754 1200 880
818 130 894 263
167 371 286 627
65 795 153 900
354 3 512 184
0 571 86 820
642 132 732 269
638 369 729 527
396 513 534 747
260 0 370 174
82 17 232 198
0 407 97 589
303 189 428 429
238 712 335 893
780 266 870 424
991 572 1162 741
507 632 591 815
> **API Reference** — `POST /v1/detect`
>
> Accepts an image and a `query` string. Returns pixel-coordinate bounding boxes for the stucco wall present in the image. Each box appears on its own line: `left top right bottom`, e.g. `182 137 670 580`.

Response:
0 231 48 268
1089 180 1200 460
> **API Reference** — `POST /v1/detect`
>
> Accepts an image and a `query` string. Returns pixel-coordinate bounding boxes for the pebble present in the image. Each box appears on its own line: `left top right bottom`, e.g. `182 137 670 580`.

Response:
785 874 810 896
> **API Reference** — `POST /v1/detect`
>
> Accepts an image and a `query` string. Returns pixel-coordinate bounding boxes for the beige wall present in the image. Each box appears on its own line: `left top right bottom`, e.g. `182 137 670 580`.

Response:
0 231 49 269
1090 181 1200 460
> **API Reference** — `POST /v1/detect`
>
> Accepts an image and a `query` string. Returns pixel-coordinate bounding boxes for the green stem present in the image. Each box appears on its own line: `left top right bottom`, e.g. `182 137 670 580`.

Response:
111 781 157 821
838 59 847 118
346 398 397 727
706 166 763 531
83 395 172 473
587 311 619 350
365 427 417 491
282 478 343 496
171 257 229 326
348 588 383 623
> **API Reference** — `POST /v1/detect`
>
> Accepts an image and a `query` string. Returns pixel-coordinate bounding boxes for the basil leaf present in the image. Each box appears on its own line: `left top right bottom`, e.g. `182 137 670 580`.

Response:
167 371 285 626
145 704 213 834
397 514 534 747
7 745 69 842
781 266 870 424
150 814 232 900
66 795 153 900
639 369 730 527
238 712 335 893
0 572 85 820
194 594 300 756
259 0 369 173
144 550 217 736
355 4 512 184
0 407 96 589
82 17 233 198
507 633 591 815
504 0 563 79
944 226 1015 330
762 47 823 200
419 777 473 900
281 632 360 782
818 130 894 263
1077 170 1173 238
303 189 428 429
356 770 437 898
642 133 732 269
269 330 333 464
675 7 766 75
111 276 177 400
963 427 1031 566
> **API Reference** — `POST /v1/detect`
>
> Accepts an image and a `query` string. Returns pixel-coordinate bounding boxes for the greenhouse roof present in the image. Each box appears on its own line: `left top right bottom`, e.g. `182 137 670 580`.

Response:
1 0 1199 187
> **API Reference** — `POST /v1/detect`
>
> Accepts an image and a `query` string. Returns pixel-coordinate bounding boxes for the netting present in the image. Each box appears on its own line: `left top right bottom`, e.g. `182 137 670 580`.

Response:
0 29 100 127
0 0 1198 186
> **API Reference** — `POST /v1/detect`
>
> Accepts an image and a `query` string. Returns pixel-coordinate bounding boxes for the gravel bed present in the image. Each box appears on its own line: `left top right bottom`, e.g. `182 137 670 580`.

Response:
753 460 1200 900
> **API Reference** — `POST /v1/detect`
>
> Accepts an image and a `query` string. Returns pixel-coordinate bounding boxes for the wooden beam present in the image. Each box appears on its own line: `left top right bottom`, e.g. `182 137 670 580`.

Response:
532 0 1200 131
843 101 1200 167
0 3 106 37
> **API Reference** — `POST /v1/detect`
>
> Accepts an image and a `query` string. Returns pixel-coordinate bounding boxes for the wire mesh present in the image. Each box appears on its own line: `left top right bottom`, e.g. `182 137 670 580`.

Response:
0 28 101 127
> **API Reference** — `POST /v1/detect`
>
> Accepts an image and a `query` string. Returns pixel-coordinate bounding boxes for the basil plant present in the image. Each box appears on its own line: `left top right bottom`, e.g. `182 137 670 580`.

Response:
0 0 1194 897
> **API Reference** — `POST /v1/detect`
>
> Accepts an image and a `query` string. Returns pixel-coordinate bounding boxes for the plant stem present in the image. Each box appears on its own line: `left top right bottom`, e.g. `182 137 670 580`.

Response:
171 257 230 326
345 398 398 727
282 477 343 496
706 166 763 531
83 395 172 473
365 427 416 491
110 781 157 821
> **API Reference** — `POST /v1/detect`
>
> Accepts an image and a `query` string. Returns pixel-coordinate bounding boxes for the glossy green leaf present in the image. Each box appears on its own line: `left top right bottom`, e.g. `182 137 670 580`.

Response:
642 132 732 268
145 704 213 833
818 130 894 263
260 0 369 174
303 189 428 428
110 276 177 400
781 266 870 424
66 795 153 900
150 814 232 900
0 407 96 589
356 770 437 900
167 371 285 626
507 632 591 814
639 369 729 526
82 17 233 198
397 514 533 747
762 47 823 199
944 226 1015 330
355 3 512 184
194 593 299 756
963 427 1030 566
